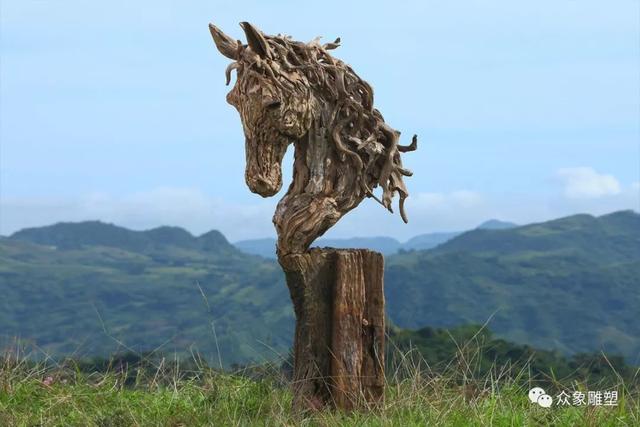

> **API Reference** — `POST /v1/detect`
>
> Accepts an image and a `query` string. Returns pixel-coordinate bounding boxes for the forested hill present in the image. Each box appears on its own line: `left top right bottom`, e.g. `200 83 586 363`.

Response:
1 211 638 365
10 221 235 255
385 210 640 364
1 221 291 365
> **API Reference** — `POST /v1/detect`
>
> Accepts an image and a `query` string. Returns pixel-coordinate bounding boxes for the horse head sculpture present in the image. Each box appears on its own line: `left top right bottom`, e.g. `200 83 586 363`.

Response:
209 22 417 257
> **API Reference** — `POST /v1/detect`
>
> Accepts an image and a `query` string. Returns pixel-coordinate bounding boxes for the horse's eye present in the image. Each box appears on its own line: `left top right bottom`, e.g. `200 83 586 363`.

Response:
264 99 282 110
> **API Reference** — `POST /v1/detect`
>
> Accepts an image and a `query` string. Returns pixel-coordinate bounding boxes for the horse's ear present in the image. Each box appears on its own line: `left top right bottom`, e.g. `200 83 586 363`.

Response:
209 23 240 60
240 22 272 59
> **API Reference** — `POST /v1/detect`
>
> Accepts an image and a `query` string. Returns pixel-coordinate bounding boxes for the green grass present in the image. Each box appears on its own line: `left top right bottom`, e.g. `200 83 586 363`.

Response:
1 350 638 426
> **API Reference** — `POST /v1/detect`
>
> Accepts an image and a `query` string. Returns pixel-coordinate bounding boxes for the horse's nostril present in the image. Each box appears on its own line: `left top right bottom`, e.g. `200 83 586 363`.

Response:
264 99 281 110
255 177 269 189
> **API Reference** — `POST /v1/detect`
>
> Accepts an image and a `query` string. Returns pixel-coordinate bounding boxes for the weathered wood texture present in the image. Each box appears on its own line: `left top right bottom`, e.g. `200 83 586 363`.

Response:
279 248 385 411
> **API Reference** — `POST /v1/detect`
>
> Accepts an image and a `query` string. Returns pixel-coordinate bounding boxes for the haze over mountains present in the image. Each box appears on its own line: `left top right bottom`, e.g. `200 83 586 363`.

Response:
1 211 638 366
234 219 518 258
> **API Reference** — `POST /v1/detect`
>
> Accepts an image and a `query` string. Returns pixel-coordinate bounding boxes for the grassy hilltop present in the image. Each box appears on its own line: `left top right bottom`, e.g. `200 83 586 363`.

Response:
1 339 638 426
2 323 639 425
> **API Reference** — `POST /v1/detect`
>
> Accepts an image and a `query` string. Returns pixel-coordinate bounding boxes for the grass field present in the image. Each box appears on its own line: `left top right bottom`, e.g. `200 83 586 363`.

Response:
1 348 638 427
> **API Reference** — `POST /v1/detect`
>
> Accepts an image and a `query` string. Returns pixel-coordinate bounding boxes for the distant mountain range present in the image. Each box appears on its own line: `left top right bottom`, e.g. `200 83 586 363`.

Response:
385 211 640 365
1 211 638 366
9 221 235 255
2 222 291 365
234 219 518 258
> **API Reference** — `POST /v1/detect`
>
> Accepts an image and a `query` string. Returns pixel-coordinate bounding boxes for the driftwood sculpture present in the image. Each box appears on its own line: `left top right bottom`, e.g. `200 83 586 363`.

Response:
209 21 417 411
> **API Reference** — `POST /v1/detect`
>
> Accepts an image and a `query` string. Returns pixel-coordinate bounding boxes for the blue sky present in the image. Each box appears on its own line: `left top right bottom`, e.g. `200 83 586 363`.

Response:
1 0 638 241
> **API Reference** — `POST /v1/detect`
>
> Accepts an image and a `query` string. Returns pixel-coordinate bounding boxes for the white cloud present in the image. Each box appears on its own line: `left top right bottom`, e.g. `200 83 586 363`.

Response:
322 190 490 240
556 167 621 199
1 184 637 242
0 188 488 241
0 187 277 241
410 190 483 210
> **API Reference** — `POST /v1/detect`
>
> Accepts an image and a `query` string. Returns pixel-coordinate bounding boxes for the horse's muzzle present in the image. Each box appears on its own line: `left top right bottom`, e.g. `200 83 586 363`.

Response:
246 171 282 197
243 132 291 197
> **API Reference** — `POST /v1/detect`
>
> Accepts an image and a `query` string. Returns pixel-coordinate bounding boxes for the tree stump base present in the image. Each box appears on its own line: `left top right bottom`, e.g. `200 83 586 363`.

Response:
279 248 385 412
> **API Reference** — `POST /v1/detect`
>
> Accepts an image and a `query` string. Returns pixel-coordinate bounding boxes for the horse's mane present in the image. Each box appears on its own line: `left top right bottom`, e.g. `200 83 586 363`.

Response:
228 33 417 222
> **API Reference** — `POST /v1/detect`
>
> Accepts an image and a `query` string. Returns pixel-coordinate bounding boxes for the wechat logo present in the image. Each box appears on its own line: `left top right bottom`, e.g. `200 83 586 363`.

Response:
529 387 553 408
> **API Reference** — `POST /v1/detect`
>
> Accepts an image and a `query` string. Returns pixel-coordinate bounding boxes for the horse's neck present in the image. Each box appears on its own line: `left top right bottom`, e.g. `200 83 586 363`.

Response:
290 119 336 197
276 119 364 255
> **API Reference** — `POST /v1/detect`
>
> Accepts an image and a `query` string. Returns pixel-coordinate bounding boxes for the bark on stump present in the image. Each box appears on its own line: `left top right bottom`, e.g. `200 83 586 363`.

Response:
279 248 385 412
